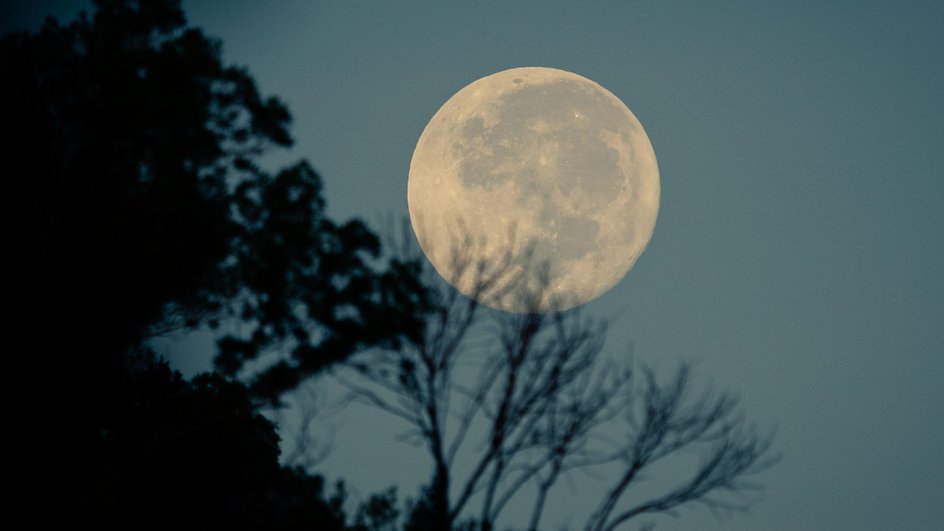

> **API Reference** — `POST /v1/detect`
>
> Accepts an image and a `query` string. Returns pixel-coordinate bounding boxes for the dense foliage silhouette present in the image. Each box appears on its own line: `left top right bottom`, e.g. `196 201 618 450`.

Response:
59 358 352 530
7 0 426 527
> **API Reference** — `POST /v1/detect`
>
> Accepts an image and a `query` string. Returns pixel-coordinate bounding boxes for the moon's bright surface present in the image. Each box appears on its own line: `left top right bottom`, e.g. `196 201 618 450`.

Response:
408 67 659 312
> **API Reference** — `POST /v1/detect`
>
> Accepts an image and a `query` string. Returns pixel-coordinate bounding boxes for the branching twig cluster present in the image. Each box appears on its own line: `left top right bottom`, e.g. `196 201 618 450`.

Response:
334 221 776 531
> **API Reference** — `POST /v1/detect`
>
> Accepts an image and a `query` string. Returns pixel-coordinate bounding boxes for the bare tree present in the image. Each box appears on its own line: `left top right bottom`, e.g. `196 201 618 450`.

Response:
336 221 776 531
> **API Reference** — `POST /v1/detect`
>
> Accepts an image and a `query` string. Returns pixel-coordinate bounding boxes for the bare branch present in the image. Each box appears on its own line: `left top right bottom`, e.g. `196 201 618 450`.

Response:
327 219 776 531
586 364 779 531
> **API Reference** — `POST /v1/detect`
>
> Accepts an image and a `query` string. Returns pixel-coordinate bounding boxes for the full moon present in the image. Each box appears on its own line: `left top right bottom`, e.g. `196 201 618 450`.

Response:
408 67 659 312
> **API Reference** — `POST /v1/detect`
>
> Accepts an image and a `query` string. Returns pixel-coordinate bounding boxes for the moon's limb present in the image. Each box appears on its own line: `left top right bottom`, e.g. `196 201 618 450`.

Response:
408 67 659 312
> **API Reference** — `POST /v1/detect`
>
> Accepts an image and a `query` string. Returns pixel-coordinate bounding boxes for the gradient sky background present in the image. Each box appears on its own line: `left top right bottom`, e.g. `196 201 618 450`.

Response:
6 1 943 530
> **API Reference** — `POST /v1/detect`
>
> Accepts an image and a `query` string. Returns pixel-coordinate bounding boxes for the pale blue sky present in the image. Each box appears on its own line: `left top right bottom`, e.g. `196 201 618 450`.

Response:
7 1 943 529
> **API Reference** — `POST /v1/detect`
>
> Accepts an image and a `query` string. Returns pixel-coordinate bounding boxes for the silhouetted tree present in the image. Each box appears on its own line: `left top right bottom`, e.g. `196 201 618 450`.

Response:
6 0 427 527
56 356 351 530
338 224 777 531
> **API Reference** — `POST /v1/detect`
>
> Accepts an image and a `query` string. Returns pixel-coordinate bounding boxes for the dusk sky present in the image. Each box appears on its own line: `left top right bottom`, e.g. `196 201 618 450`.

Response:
7 1 943 529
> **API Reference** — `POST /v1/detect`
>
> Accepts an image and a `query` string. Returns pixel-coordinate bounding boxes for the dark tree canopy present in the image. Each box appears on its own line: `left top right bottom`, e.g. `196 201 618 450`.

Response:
57 359 351 530
7 0 427 402
7 0 427 527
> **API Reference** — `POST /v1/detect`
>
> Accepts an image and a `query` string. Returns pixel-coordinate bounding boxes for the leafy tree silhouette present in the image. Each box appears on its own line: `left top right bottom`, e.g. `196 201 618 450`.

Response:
6 0 426 527
57 358 352 530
